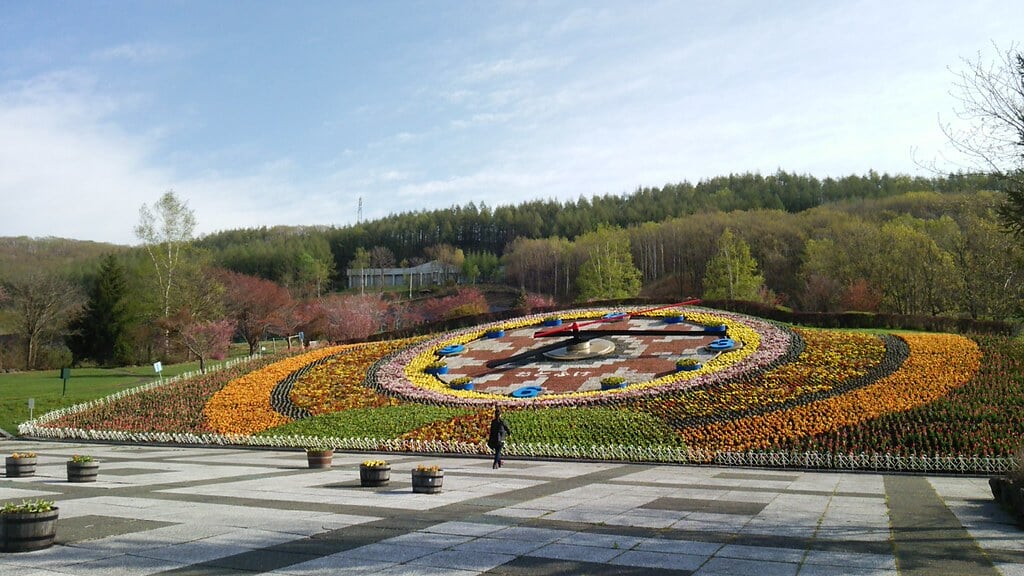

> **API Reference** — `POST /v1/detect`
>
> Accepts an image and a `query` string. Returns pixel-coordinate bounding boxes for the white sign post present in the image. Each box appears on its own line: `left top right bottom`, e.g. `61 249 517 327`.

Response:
28 398 34 421
153 361 163 381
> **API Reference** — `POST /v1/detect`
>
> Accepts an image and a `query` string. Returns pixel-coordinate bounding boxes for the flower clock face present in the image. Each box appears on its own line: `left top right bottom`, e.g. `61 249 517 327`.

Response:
375 306 799 407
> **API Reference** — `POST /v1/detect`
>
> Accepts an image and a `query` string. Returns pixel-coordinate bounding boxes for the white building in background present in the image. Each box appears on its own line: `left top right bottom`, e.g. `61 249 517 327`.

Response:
345 260 459 290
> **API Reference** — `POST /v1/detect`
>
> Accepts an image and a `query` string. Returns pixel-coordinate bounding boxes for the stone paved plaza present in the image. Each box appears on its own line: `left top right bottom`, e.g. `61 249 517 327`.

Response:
1 440 1022 575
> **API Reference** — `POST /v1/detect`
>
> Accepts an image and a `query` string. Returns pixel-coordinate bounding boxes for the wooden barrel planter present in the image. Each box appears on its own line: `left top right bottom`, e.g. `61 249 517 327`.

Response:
359 465 391 487
2 508 59 552
67 461 99 483
600 377 627 390
411 468 444 494
306 450 333 469
5 456 36 478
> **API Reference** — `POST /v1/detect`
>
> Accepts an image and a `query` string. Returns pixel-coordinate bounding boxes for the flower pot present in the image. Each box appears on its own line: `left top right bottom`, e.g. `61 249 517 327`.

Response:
306 450 333 469
411 469 444 494
664 315 684 324
485 329 505 339
451 381 474 391
2 508 59 552
5 457 36 478
600 379 627 390
542 318 562 327
425 365 449 375
67 461 99 483
438 344 465 356
360 465 391 487
676 363 701 372
990 476 1006 500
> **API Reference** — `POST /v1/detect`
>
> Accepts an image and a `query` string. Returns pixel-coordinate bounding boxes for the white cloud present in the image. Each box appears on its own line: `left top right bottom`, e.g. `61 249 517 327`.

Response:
91 42 178 64
0 74 167 244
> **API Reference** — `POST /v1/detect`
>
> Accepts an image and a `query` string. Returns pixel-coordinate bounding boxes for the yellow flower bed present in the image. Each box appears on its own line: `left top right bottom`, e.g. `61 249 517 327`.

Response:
204 345 348 435
678 333 981 453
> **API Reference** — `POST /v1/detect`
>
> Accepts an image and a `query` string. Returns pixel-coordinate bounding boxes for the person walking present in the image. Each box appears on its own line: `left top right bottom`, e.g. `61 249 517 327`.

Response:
488 406 511 469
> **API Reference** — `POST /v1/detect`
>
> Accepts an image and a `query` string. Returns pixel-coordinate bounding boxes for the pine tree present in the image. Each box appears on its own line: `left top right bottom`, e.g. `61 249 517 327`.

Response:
68 254 132 365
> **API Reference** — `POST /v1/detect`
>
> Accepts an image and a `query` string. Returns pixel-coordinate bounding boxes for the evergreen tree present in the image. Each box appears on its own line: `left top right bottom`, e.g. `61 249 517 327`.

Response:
703 228 764 301
68 254 131 366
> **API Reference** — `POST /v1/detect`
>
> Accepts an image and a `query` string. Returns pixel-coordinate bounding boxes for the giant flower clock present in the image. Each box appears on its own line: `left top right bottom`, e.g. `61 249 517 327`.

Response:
371 303 800 407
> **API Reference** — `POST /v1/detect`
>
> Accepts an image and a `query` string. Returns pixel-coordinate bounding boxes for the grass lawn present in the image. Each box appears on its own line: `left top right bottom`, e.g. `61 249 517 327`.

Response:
0 342 278 435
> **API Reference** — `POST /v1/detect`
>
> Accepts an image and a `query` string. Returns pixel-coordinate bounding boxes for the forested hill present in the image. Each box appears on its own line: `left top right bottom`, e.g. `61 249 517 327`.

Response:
0 170 1000 287
0 237 125 280
199 170 999 278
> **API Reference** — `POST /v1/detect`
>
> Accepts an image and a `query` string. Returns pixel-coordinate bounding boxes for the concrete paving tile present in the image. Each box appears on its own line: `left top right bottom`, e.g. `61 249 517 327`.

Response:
0 545 119 570
339 542 438 563
797 564 897 576
635 538 722 556
0 487 62 500
605 511 679 528
529 542 624 563
371 564 480 576
610 549 708 571
451 536 549 556
996 562 1024 576
555 531 643 550
423 520 507 537
489 525 577 543
69 523 236 551
40 553 186 575
408 548 516 571
695 556 799 576
382 531 474 548
268 554 396 575
813 526 892 542
254 514 380 535
544 508 619 523
200 528 307 549
132 541 253 564
485 507 550 519
716 544 806 563
802 549 896 570
0 441 1009 576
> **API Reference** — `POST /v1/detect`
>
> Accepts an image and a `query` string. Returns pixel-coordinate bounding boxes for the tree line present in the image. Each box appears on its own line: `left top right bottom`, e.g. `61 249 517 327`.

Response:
194 171 1001 291
1 178 1021 372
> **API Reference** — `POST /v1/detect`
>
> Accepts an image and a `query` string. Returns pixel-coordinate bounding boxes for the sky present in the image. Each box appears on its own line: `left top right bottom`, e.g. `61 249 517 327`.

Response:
1 1 1022 245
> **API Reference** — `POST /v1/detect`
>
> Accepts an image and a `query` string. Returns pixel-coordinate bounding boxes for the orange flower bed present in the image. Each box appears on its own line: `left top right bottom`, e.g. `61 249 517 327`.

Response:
678 333 981 453
289 339 419 414
204 346 348 435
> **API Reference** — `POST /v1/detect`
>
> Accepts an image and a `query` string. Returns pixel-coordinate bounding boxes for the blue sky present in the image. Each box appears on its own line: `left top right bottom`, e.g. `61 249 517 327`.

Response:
1 1 1021 245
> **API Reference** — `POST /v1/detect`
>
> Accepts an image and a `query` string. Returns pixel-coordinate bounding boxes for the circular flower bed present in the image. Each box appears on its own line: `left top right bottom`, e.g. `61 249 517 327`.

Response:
368 306 796 407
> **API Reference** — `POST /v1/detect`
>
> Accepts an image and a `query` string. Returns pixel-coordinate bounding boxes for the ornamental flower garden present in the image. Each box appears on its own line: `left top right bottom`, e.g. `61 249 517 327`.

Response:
21 305 1024 473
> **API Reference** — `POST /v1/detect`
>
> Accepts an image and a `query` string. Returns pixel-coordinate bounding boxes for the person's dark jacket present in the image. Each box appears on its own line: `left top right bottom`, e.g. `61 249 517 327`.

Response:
488 417 510 449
